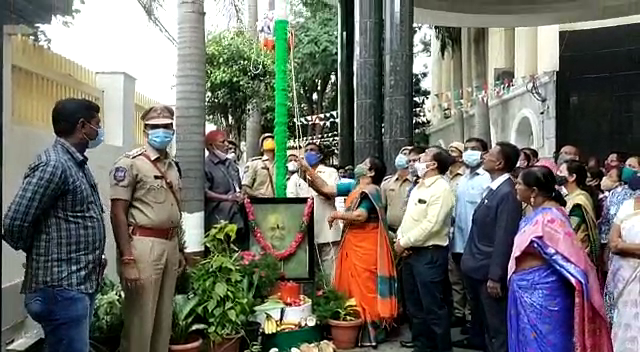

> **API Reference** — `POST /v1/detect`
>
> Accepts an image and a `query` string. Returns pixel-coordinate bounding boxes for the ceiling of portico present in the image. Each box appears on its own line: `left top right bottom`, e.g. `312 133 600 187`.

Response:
414 0 640 27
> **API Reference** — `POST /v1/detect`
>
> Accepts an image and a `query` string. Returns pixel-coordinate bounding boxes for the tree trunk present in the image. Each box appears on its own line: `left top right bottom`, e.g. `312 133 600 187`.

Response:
245 0 262 158
176 0 206 255
472 28 491 145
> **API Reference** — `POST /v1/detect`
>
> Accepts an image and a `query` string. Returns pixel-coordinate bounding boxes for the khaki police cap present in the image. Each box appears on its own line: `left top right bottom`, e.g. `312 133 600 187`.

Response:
141 105 175 125
448 142 465 155
259 133 275 147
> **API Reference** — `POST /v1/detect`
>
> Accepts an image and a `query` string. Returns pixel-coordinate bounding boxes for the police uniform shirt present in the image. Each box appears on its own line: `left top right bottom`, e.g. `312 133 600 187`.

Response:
242 156 275 197
109 144 182 228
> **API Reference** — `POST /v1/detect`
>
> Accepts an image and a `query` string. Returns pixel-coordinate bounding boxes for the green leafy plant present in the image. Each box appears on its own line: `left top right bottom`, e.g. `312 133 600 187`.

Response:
171 294 208 345
238 251 281 305
191 223 251 342
90 278 124 339
312 287 360 323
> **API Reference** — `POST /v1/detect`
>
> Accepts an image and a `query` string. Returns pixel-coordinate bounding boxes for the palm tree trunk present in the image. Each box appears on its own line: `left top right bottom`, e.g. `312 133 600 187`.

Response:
176 0 206 255
245 0 262 158
471 28 491 144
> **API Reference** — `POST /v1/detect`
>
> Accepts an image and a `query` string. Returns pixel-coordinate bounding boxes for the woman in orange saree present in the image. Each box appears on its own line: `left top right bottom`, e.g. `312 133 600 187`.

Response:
301 156 397 347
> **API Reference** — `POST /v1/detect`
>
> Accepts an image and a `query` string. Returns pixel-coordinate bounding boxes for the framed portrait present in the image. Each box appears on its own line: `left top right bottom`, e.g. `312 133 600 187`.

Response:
247 197 314 282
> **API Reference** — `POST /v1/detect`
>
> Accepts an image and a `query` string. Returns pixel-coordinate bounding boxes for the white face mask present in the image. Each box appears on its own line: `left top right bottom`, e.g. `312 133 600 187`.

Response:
227 152 237 161
415 162 428 178
287 161 299 173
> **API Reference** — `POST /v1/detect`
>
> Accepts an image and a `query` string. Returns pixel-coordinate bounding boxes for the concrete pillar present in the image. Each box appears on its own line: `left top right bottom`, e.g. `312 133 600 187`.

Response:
338 0 355 167
515 27 538 78
354 0 383 162
537 25 559 74
431 36 442 95
442 51 452 100
383 0 413 171
461 28 473 102
96 72 136 148
487 28 515 87
451 45 464 141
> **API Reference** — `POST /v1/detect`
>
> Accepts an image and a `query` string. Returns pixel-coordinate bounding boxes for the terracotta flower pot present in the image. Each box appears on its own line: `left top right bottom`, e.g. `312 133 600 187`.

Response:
328 319 362 350
169 336 203 352
209 334 241 352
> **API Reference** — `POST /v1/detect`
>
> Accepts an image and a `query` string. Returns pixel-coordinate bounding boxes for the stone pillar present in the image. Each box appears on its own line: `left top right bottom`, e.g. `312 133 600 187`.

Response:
338 0 355 167
461 28 473 102
537 25 559 74
515 27 538 78
96 72 136 148
430 36 442 120
354 0 383 162
442 51 452 100
451 45 464 141
487 28 515 87
383 0 413 170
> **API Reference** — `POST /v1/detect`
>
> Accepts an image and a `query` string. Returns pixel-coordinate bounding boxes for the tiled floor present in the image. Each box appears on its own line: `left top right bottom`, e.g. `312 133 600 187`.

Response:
345 325 482 352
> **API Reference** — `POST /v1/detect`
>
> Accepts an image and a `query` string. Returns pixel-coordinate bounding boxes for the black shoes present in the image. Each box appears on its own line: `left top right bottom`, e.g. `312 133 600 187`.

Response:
399 340 415 349
451 337 484 351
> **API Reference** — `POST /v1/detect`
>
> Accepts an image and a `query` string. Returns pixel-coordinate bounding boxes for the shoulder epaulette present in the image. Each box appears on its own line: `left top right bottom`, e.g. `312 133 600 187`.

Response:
124 147 145 159
382 175 393 183
249 156 262 162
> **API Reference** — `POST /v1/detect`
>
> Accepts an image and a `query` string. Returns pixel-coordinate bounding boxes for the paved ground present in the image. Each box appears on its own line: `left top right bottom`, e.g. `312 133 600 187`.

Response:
347 325 481 352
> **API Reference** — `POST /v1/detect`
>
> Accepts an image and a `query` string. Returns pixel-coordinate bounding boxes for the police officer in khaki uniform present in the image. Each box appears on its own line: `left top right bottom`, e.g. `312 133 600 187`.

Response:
109 105 185 352
243 133 276 197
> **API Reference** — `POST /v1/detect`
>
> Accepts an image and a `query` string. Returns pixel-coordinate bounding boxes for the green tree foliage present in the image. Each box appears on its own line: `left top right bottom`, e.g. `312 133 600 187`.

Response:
205 30 275 140
291 0 338 117
205 0 339 140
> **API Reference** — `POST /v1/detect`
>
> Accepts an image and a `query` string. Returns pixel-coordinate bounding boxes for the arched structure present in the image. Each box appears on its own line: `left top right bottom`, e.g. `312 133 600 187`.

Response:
413 0 640 26
510 108 541 148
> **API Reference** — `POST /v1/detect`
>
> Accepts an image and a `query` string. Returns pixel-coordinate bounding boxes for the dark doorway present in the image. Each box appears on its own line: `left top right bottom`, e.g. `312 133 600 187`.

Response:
556 23 640 160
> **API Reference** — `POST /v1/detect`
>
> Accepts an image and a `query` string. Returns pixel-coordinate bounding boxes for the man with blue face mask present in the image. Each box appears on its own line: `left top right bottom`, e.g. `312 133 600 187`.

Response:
290 142 341 279
450 137 492 349
381 147 413 236
109 105 185 352
3 99 106 352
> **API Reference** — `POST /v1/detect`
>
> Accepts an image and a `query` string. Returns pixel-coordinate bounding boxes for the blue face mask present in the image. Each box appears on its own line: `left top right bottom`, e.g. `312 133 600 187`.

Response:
463 150 482 167
85 124 104 149
148 128 174 150
395 154 409 170
621 166 636 183
304 151 322 167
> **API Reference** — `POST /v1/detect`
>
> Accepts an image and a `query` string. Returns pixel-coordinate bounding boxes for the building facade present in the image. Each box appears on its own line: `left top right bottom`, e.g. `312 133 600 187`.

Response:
427 15 640 157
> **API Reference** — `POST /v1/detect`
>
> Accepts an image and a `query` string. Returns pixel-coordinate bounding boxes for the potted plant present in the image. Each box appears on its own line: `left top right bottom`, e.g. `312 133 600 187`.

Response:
238 251 281 350
169 294 208 351
312 288 362 350
89 278 124 352
191 223 251 352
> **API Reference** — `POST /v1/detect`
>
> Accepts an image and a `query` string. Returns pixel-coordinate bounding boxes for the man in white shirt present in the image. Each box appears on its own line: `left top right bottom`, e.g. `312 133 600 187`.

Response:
286 142 341 280
395 146 455 352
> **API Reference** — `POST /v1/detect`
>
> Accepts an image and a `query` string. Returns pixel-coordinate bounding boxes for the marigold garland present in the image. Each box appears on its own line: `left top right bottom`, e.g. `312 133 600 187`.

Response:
244 197 314 260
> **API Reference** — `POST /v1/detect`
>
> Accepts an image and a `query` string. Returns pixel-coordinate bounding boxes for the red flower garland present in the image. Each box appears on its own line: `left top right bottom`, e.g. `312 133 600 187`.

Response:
244 197 314 260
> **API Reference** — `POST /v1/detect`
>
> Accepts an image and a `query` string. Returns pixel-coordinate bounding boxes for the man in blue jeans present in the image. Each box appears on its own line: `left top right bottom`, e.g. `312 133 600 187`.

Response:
2 98 107 352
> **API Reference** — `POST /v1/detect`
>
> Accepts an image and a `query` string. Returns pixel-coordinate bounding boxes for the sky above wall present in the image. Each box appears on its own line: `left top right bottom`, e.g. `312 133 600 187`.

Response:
40 0 430 106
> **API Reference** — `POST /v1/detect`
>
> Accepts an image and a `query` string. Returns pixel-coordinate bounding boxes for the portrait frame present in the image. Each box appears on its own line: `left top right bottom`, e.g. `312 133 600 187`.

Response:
246 197 315 283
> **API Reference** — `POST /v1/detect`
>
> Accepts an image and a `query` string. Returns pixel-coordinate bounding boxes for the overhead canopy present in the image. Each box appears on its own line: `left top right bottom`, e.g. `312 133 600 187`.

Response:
414 0 640 27
325 0 640 27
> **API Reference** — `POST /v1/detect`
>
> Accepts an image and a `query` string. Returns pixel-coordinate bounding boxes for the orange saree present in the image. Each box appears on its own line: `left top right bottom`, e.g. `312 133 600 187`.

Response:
334 184 397 345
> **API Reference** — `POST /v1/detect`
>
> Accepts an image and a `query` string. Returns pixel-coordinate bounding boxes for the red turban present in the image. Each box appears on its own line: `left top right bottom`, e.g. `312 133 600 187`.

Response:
205 130 226 145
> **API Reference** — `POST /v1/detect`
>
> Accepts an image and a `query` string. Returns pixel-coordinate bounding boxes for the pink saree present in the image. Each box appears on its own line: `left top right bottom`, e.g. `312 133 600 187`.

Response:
508 206 612 352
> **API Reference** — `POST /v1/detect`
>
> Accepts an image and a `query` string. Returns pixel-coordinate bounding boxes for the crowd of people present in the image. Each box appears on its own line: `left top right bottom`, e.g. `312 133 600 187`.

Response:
3 98 640 352
206 124 640 352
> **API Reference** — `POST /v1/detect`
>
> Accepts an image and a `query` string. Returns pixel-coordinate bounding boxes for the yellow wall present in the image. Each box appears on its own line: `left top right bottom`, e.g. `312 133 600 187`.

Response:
10 36 159 138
